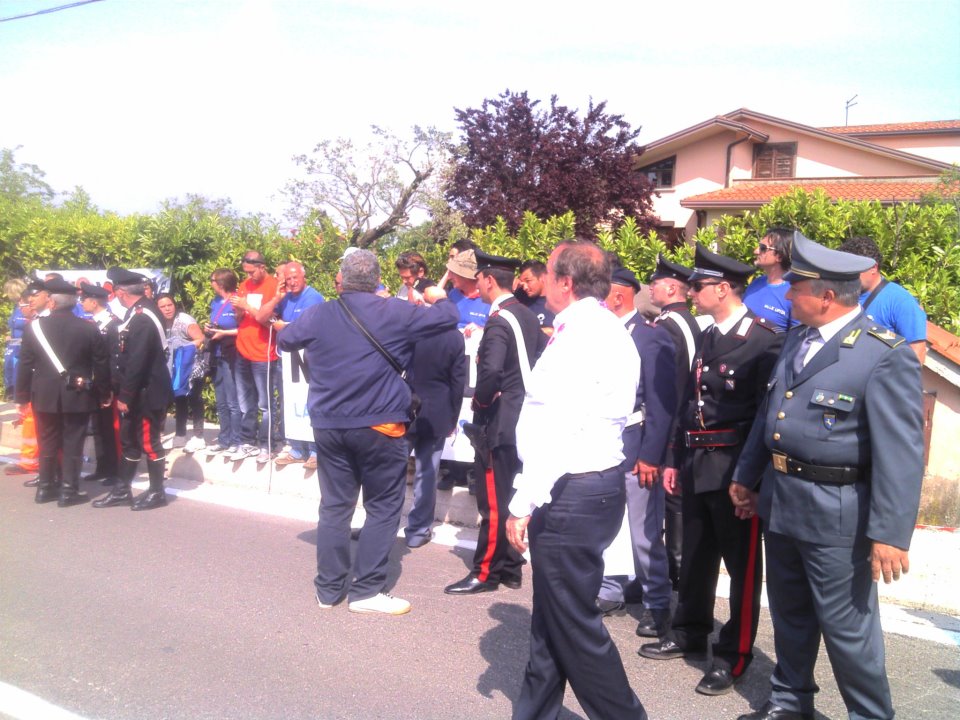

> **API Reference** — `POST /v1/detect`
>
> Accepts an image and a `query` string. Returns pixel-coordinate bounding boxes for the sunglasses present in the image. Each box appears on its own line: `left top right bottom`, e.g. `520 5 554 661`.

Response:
757 243 775 254
690 280 722 293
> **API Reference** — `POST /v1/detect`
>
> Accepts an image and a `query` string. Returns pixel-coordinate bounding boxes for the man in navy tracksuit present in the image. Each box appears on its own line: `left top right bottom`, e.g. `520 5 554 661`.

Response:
278 249 458 616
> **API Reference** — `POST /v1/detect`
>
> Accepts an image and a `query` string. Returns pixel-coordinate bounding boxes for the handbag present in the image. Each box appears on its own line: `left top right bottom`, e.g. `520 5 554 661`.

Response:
337 298 420 421
190 342 211 383
171 344 197 397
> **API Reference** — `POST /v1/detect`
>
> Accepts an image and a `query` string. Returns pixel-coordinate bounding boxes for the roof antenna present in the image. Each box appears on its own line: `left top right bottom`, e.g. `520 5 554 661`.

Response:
845 95 859 126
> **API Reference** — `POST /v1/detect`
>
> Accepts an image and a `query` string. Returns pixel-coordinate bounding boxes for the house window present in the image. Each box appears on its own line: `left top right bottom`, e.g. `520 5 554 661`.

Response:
753 143 796 179
639 156 675 188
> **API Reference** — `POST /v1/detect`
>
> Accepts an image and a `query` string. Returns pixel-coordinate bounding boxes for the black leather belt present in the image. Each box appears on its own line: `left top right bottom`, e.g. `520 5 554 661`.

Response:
563 465 622 480
771 452 861 485
684 428 740 448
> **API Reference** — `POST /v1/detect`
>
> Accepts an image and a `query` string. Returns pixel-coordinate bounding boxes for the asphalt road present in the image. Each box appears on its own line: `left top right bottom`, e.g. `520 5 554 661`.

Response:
2 479 958 720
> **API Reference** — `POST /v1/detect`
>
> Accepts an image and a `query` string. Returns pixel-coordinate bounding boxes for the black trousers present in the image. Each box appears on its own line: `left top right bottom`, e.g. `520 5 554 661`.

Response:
35 410 89 482
119 402 166 464
471 444 525 584
669 485 763 675
513 467 647 720
91 403 120 476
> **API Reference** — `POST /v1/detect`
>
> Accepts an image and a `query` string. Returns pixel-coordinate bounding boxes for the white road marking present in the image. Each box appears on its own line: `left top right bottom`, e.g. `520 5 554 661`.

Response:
0 681 91 720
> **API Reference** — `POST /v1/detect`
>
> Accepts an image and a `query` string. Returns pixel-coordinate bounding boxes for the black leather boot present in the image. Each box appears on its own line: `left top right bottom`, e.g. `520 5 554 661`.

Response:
34 456 61 504
93 458 137 508
58 456 89 507
132 459 167 511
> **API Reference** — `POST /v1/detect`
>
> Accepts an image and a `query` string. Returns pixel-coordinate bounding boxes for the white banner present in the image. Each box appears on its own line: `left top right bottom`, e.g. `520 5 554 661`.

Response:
278 330 483 464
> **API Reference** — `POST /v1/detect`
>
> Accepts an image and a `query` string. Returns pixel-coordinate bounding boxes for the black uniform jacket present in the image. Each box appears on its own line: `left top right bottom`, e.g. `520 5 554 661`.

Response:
15 309 110 413
116 298 174 410
669 309 783 493
408 326 467 442
733 313 924 550
473 296 546 449
623 313 677 467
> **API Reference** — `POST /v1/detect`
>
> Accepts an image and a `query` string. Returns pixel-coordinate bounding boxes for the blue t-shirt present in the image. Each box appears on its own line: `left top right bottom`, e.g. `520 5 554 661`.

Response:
278 286 325 323
209 295 240 357
861 280 926 343
744 276 797 332
518 294 555 329
448 288 490 329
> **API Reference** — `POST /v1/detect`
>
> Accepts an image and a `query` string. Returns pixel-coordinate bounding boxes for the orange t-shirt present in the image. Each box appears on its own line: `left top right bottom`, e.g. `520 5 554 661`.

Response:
236 274 279 362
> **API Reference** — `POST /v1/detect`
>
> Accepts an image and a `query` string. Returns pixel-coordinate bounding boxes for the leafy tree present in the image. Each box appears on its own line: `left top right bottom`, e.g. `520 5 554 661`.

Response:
283 125 451 249
0 146 54 202
446 90 657 236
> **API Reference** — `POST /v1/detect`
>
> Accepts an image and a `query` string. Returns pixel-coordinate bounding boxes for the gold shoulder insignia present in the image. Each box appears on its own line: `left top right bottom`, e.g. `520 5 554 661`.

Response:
867 327 905 348
841 328 861 347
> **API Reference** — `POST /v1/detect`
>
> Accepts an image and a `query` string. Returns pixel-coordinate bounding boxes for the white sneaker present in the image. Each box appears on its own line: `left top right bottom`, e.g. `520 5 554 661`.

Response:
229 444 259 461
347 593 411 615
204 443 228 456
256 449 272 464
183 437 206 454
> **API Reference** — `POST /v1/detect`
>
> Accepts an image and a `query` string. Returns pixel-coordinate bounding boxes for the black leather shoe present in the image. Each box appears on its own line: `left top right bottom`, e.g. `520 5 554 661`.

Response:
58 490 89 508
405 534 431 549
93 488 133 508
23 476 40 487
444 575 498 595
638 638 703 660
501 576 522 590
696 667 737 695
131 489 168 511
635 608 671 638
101 476 116 486
738 701 813 720
35 486 60 503
596 598 625 615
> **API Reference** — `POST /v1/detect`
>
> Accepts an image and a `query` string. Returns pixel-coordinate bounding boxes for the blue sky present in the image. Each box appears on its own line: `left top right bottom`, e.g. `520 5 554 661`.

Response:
1 0 958 221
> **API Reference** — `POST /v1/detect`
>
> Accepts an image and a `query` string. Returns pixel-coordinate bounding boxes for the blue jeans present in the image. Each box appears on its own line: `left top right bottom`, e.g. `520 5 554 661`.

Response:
288 439 316 459
404 435 446 542
235 355 279 449
212 353 241 448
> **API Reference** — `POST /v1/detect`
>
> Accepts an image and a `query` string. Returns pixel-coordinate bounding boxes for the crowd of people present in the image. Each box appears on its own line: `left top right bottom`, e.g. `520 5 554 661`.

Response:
2 228 930 720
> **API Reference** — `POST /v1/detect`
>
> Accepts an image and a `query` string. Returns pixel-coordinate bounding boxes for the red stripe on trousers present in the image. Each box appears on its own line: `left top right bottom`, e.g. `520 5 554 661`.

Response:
111 403 122 462
476 462 499 583
141 416 158 461
732 514 761 677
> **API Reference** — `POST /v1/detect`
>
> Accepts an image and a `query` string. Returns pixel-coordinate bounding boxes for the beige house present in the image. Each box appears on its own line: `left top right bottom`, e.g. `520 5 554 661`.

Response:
637 109 959 243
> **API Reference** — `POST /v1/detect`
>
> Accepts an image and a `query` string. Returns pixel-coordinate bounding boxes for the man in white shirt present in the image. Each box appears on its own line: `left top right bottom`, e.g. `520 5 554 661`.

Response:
506 241 647 720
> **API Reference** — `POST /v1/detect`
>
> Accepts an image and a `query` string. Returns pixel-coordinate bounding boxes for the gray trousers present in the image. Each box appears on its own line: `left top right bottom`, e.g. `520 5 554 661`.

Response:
765 530 893 720
598 472 672 610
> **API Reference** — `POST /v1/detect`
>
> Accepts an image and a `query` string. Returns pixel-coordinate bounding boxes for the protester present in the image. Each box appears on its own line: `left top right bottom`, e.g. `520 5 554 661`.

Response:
3 278 28 400
230 251 280 463
278 249 458 616
204 269 242 455
743 226 799 332
157 293 206 453
515 259 555 332
395 251 436 304
838 235 928 362
445 249 490 332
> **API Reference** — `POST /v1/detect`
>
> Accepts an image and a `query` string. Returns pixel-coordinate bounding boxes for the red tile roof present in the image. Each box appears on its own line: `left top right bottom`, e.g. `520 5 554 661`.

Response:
821 120 960 134
681 178 940 207
928 322 960 366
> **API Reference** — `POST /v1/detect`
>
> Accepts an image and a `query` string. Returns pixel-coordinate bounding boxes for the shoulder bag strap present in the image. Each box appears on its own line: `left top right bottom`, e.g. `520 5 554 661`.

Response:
337 298 409 382
861 278 889 311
